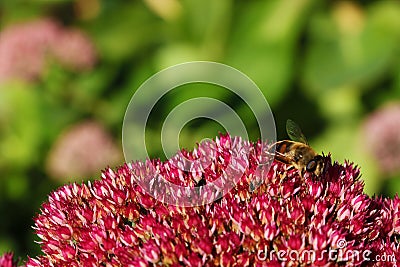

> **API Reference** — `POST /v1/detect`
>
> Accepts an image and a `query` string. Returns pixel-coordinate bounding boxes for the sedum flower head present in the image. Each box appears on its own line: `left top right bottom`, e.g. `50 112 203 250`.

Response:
23 134 400 266
363 103 400 175
46 121 122 181
0 18 96 84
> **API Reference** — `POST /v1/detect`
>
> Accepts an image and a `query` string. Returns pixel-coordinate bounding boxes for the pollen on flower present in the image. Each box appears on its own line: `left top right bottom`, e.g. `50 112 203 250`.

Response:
10 134 399 266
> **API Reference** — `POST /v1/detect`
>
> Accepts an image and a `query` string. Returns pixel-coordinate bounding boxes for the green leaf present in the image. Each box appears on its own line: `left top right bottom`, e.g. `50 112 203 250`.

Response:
226 0 314 107
0 83 44 169
88 2 162 62
303 1 400 93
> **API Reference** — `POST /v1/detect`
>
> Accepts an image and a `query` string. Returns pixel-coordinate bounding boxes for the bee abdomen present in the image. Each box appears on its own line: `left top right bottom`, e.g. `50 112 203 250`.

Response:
275 141 295 154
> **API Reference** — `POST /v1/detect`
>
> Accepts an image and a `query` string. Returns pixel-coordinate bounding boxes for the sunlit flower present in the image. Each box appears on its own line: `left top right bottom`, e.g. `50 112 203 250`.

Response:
333 1 365 36
363 103 400 175
46 121 122 181
23 134 400 266
0 18 96 84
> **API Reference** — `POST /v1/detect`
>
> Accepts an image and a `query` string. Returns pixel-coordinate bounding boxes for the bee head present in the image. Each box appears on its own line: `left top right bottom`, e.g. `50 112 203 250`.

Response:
306 155 324 176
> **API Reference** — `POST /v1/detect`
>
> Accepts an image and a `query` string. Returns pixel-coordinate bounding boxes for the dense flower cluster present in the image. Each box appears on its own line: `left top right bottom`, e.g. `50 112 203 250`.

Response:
3 134 399 266
0 18 96 83
363 103 400 175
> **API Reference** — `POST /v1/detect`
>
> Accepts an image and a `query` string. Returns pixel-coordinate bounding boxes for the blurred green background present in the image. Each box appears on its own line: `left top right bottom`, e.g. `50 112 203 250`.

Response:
1 0 400 260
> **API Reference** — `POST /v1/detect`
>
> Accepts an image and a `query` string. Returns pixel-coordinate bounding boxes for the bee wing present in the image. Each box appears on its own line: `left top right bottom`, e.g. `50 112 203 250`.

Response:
286 119 308 145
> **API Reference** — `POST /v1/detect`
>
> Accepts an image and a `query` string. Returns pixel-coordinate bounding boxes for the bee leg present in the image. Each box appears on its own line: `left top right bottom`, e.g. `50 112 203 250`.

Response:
274 153 292 165
299 168 305 179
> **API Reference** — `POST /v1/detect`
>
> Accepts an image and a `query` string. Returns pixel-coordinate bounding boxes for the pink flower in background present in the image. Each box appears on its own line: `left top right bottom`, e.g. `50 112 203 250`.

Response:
363 103 400 175
0 19 59 83
21 134 399 266
0 252 18 267
51 28 96 70
46 121 122 181
0 18 96 83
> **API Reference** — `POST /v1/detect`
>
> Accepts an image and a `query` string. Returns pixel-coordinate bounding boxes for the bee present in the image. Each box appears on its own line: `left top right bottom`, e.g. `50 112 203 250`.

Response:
272 119 324 177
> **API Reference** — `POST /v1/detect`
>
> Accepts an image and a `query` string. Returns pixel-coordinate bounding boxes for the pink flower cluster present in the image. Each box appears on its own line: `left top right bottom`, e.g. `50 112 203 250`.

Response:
364 103 400 175
0 19 96 83
2 134 400 266
46 121 122 181
0 253 17 267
